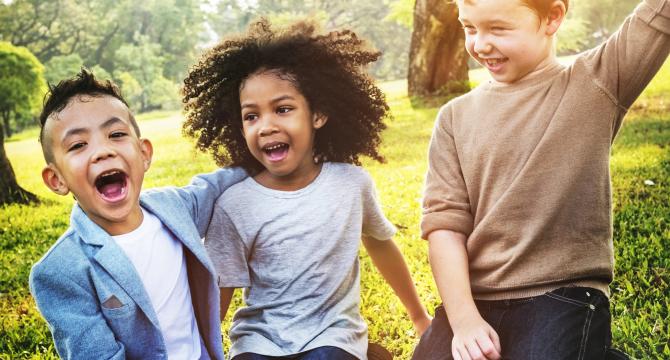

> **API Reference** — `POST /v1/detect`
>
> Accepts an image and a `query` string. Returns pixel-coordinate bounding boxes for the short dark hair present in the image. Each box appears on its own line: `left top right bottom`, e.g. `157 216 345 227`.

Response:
182 19 389 174
38 68 139 163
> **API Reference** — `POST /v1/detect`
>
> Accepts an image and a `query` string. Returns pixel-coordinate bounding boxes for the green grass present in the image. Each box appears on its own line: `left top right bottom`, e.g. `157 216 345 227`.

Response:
2 59 670 359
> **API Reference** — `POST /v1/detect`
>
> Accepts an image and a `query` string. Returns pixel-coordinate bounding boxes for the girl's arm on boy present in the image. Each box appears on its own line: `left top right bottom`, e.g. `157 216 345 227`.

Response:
362 236 431 336
428 230 501 360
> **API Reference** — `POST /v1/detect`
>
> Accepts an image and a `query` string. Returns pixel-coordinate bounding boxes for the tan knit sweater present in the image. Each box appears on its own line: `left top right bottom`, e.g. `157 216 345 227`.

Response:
421 0 670 300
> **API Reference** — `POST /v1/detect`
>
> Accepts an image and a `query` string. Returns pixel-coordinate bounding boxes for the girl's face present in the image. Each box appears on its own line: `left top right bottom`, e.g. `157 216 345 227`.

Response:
240 71 327 190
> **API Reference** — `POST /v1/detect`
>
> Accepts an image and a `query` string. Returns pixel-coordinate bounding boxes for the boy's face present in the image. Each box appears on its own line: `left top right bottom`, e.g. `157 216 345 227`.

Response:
41 95 153 235
457 0 561 84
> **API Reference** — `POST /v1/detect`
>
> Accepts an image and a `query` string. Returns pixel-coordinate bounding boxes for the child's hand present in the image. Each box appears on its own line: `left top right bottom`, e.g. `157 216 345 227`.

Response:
451 315 501 360
411 310 432 337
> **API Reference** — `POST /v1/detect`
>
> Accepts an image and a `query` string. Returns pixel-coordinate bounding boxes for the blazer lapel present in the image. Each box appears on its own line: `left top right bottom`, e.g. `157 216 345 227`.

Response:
70 205 161 330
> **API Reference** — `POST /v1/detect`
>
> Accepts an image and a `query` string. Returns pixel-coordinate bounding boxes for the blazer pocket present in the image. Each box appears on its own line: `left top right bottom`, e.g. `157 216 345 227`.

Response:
102 295 124 309
101 297 133 318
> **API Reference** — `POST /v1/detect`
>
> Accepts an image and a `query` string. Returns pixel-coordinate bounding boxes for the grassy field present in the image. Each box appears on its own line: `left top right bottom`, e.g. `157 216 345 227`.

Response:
1 60 669 359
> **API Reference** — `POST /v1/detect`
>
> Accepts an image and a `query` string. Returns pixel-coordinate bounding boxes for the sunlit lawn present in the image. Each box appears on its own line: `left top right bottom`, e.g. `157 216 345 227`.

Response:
2 58 669 358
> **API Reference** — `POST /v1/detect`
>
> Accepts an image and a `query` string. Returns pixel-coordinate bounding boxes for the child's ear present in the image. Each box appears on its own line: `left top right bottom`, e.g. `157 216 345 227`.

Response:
312 113 328 130
139 138 154 172
545 0 566 36
42 165 70 196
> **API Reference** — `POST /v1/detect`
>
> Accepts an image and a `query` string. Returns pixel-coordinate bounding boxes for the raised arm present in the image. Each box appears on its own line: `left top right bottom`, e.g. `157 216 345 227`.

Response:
30 265 126 360
582 0 670 109
362 236 431 335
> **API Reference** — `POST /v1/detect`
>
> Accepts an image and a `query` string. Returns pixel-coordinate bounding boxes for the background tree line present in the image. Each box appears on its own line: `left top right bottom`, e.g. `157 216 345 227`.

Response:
0 0 642 204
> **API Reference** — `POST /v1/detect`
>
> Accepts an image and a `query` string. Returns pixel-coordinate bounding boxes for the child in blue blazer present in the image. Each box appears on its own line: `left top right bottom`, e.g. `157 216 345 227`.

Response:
29 68 245 360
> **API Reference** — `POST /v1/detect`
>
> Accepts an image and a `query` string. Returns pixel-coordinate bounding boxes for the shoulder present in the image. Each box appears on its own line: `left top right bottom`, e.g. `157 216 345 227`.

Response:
30 227 89 287
434 89 481 127
323 163 376 196
325 162 371 184
142 186 183 206
210 178 257 220
218 178 255 205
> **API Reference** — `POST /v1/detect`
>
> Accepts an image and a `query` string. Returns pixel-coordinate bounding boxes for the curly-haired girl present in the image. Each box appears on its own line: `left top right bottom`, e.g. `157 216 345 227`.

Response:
183 19 431 360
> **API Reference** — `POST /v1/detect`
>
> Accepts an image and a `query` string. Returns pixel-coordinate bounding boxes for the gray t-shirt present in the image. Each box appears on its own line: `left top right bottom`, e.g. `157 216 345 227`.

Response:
205 162 396 359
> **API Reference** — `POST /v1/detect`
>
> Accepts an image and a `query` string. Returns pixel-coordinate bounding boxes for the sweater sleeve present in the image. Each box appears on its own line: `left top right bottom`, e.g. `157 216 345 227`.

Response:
421 105 474 239
581 0 670 110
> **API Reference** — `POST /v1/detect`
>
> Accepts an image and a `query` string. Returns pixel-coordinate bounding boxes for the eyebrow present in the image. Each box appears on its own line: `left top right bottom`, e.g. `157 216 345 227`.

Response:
459 16 513 26
61 117 126 143
241 94 297 109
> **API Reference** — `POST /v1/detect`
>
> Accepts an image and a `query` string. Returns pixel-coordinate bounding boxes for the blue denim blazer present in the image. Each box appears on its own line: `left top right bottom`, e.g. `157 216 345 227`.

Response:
29 168 246 360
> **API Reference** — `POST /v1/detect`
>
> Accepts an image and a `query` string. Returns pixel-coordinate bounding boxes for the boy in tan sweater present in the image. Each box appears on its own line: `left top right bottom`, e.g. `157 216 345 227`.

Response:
413 0 670 359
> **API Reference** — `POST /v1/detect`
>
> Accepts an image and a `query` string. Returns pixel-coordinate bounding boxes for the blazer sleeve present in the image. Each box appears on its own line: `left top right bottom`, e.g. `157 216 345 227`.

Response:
172 167 247 237
29 263 126 360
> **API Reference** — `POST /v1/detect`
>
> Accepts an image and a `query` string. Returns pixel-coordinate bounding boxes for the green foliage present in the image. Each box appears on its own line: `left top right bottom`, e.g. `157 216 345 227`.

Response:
386 0 415 29
90 65 112 82
43 54 84 85
208 0 412 80
0 42 45 135
1 0 204 114
1 62 670 359
557 0 640 54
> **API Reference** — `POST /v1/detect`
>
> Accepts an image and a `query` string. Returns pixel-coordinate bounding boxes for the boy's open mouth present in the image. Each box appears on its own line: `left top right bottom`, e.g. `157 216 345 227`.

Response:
483 58 508 72
262 142 289 162
95 170 128 202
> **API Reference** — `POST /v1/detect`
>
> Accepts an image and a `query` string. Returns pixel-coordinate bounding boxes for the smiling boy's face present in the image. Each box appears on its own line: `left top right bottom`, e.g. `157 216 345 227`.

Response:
41 95 153 235
457 0 565 84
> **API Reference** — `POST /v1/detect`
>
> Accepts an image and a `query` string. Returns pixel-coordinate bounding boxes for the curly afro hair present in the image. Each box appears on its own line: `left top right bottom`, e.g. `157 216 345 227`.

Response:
182 19 389 175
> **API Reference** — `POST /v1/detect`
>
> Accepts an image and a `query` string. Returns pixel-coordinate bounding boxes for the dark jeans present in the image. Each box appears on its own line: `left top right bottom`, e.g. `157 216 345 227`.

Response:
233 346 358 360
412 287 630 360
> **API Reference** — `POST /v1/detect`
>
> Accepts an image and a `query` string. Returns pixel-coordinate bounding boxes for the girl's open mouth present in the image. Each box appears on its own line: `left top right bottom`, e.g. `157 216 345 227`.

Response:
263 143 289 162
95 170 128 203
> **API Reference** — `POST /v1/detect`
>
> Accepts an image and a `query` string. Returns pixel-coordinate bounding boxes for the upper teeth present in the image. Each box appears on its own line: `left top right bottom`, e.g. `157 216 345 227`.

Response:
486 59 503 65
101 170 120 177
265 144 284 151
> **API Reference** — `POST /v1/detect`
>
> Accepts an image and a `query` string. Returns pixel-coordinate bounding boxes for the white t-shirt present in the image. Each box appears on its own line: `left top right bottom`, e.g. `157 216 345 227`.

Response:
113 208 203 360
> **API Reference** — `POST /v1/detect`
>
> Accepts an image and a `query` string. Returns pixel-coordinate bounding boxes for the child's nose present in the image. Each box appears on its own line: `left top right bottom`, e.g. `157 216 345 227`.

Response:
258 117 279 136
92 144 117 162
474 35 493 55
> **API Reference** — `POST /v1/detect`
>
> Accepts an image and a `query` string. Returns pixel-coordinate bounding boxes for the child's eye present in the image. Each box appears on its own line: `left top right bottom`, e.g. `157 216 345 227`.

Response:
462 25 476 35
110 131 127 138
68 142 86 152
243 113 258 121
277 106 292 114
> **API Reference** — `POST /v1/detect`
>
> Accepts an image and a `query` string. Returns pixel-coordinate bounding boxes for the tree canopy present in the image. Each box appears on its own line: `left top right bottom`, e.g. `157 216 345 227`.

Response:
0 41 42 205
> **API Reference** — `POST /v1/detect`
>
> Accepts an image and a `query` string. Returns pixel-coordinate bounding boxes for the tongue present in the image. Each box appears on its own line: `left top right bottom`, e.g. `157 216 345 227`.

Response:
268 146 288 161
99 182 125 201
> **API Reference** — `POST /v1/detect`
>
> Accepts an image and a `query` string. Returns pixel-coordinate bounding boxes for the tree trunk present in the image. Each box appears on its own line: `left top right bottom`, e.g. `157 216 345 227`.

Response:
408 0 469 98
2 115 11 138
0 116 39 205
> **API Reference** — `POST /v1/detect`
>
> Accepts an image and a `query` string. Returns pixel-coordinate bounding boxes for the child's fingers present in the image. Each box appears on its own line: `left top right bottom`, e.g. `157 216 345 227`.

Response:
455 346 470 360
475 335 501 359
453 341 467 360
488 327 502 354
465 339 486 360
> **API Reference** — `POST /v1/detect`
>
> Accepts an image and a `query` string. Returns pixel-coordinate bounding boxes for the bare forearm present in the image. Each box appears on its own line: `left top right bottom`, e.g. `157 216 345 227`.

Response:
363 236 427 320
219 287 235 322
428 230 479 327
